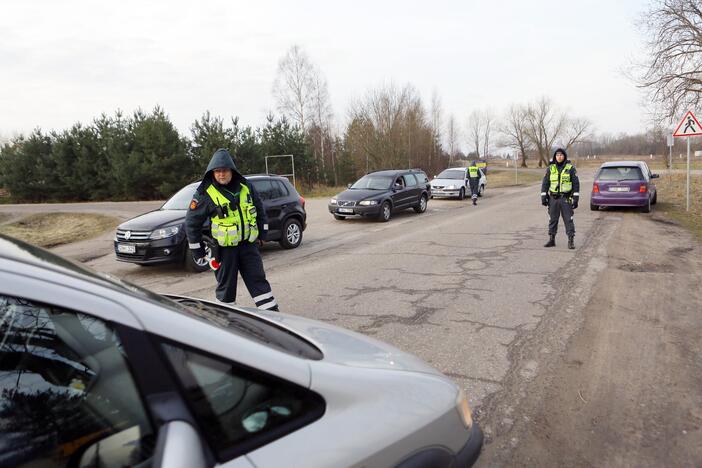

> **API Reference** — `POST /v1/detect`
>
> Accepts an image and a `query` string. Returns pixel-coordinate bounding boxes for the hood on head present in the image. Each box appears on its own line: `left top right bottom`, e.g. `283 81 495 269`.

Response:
551 147 568 164
202 148 245 187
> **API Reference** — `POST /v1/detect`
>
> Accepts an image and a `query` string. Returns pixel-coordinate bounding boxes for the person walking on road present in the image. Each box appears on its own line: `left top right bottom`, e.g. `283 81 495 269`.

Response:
541 148 580 249
185 148 279 311
468 161 481 206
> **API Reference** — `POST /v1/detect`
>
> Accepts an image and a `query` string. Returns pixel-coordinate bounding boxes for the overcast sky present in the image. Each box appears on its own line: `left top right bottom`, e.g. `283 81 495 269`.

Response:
1 0 650 146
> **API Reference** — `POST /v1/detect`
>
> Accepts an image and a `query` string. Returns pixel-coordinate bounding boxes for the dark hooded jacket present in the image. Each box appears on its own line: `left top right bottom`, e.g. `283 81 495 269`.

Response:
185 149 268 247
540 148 580 196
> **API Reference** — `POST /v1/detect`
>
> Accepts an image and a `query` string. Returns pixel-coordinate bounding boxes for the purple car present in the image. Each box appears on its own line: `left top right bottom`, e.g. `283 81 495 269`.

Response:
591 161 659 213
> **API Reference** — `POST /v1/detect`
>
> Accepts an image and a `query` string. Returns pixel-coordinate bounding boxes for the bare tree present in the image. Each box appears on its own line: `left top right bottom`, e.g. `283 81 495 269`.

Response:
430 91 443 169
446 114 460 165
309 67 335 184
525 97 567 167
272 45 315 131
637 0 702 122
482 109 494 159
466 110 483 158
562 117 592 153
500 104 533 167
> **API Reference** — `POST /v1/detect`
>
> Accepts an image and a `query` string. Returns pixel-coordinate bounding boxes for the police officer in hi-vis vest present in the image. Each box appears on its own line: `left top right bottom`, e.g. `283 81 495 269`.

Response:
540 148 580 249
185 149 279 311
467 161 481 206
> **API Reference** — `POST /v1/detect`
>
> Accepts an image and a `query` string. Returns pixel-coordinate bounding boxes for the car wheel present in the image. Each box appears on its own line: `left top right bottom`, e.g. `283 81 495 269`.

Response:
279 218 303 249
378 201 392 222
641 197 651 213
590 202 599 211
184 238 212 273
414 195 428 213
333 214 346 220
458 188 465 200
478 185 484 197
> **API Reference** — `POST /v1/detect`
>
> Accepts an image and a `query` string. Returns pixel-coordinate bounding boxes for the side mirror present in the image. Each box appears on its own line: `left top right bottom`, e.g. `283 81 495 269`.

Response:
347 183 352 188
394 183 403 191
153 421 207 468
651 174 659 179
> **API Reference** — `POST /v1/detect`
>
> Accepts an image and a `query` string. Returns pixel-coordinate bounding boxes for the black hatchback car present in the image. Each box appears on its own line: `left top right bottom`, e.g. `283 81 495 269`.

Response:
328 169 431 222
114 175 306 272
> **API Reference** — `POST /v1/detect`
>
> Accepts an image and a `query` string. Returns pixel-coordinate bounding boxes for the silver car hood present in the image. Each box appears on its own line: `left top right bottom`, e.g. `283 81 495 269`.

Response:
241 306 442 376
431 178 464 186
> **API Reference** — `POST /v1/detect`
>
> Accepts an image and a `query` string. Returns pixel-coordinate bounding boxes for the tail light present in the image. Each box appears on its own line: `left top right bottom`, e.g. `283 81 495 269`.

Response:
300 196 306 208
639 184 648 193
592 183 599 193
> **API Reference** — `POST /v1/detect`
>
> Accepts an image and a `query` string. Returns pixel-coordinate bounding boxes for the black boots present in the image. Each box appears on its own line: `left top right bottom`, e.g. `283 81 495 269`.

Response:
472 198 477 206
568 236 575 250
544 235 556 247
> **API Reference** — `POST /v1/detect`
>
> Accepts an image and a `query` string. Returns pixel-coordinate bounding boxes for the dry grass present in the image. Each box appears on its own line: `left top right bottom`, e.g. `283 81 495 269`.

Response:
488 170 543 187
570 156 702 170
0 212 120 248
654 174 702 242
0 213 12 225
299 185 348 198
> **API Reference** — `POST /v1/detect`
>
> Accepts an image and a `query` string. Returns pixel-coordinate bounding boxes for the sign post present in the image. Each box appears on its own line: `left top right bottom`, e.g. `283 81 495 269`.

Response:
667 133 673 173
672 110 702 211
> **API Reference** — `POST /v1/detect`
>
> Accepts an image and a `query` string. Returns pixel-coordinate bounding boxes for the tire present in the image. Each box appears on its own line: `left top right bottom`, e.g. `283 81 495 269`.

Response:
333 214 346 220
279 218 303 249
184 238 212 273
641 197 651 213
478 185 484 197
590 202 599 211
378 201 392 222
414 195 428 213
458 188 465 200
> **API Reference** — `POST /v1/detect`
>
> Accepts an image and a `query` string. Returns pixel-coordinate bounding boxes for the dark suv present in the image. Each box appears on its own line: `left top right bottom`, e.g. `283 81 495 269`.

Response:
328 169 431 222
114 175 306 272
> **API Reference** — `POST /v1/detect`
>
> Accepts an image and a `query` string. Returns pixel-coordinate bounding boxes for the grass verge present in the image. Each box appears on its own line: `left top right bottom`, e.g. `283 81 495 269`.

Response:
299 185 347 198
488 170 543 188
0 212 120 248
653 174 702 242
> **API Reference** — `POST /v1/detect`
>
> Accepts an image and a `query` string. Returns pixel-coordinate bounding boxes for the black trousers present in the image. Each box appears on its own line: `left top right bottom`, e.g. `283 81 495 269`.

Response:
468 178 480 198
215 242 277 309
548 196 575 236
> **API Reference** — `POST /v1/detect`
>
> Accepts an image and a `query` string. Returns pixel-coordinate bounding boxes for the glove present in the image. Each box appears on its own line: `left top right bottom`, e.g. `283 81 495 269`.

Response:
572 196 579 209
191 244 206 262
541 195 549 206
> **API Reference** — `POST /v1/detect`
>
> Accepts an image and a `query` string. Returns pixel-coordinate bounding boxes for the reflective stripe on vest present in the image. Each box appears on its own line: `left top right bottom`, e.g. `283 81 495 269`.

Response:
468 166 479 178
206 183 259 246
549 163 573 194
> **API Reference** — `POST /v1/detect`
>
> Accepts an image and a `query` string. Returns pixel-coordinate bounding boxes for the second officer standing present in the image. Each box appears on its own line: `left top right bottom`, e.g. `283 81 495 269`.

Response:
185 148 279 311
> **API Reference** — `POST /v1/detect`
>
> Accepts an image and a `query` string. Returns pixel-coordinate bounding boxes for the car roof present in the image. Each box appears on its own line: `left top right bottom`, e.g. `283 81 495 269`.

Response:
366 169 426 176
599 161 646 168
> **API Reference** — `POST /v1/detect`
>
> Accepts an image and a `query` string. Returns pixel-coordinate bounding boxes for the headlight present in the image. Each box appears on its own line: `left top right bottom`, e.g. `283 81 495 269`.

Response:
149 225 180 240
358 200 378 206
456 389 473 429
330 198 337 205
446 185 457 190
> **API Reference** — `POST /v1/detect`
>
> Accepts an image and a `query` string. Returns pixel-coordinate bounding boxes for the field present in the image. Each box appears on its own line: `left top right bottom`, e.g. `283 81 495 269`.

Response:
654 173 702 241
0 212 119 248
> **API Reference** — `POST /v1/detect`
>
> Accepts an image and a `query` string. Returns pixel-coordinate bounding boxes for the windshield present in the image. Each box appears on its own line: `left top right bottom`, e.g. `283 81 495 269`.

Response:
350 175 393 190
597 167 644 181
161 183 198 210
436 169 466 180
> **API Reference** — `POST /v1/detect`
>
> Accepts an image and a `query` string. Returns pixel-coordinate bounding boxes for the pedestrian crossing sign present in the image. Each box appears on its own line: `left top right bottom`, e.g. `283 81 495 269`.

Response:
673 111 702 137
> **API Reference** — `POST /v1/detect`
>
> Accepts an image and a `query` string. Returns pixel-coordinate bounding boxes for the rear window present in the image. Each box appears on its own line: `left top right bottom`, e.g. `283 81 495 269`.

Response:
597 166 644 181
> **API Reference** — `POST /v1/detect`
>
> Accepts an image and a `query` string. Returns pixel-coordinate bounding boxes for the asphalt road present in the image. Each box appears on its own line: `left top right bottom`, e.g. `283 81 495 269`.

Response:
2 175 700 466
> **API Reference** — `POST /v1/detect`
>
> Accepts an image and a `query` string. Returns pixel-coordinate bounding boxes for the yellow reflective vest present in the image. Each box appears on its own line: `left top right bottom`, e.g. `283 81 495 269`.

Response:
468 165 479 178
206 183 259 246
548 163 573 194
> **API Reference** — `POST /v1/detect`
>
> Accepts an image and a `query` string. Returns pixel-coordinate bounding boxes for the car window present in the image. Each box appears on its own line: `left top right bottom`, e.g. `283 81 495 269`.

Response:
350 175 393 190
402 174 417 187
597 167 644 181
251 180 275 201
161 183 198 210
273 180 289 199
436 169 464 180
0 294 155 467
161 342 325 458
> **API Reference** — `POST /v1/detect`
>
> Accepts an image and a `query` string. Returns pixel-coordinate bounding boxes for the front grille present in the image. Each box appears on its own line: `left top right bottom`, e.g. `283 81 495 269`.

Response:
116 229 151 241
433 185 444 190
337 200 356 207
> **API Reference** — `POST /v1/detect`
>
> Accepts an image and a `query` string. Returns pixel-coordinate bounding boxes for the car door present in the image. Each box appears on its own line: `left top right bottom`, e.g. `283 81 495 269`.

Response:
250 179 282 240
400 173 419 207
390 175 406 209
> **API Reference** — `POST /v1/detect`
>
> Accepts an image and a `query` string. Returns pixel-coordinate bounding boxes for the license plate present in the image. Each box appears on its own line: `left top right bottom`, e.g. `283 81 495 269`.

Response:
338 208 354 214
609 186 630 192
117 243 136 254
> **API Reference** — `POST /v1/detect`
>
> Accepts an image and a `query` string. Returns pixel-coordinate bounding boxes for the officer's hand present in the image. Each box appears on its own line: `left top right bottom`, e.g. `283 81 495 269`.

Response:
572 196 579 209
541 195 549 206
191 244 206 262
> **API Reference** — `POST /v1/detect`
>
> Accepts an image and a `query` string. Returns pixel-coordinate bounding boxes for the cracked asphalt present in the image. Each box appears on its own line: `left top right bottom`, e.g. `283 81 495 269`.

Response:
8 170 700 466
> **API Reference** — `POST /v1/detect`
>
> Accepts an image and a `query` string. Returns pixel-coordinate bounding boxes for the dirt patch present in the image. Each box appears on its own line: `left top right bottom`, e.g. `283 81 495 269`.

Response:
655 174 702 242
0 213 12 225
669 246 695 256
617 262 675 273
0 212 119 248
